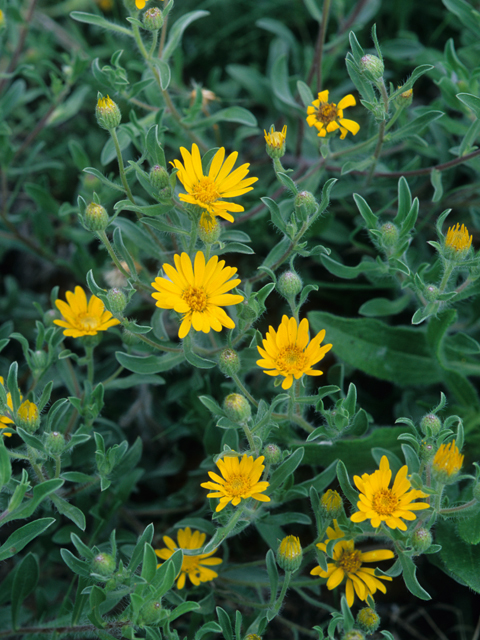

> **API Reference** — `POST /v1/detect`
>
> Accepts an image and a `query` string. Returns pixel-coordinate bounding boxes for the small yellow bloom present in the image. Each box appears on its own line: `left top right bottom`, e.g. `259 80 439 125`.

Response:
151 251 244 339
306 90 360 140
256 315 332 390
171 144 257 224
432 439 464 482
311 520 394 607
155 527 222 590
54 286 120 338
320 489 344 518
350 456 430 531
277 535 303 572
17 400 39 423
264 125 287 158
201 453 270 512
445 223 472 254
0 376 16 437
95 96 121 130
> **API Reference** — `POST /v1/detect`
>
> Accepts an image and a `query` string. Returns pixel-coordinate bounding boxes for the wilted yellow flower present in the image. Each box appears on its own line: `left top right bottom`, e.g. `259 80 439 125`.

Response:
306 90 360 139
256 315 332 390
155 527 222 589
311 520 394 607
0 376 15 437
54 286 120 338
151 251 244 339
445 223 472 254
350 456 430 531
201 453 270 512
171 143 257 224
432 439 464 482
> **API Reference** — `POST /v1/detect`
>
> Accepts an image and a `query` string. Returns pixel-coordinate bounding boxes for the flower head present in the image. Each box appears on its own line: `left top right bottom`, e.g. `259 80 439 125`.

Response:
0 376 15 437
311 520 394 607
444 223 472 257
264 125 287 158
256 315 332 390
95 96 121 130
432 439 464 483
350 456 430 531
16 400 40 433
306 90 360 140
151 251 244 339
54 286 120 338
201 453 270 512
320 489 344 519
277 535 303 572
155 527 221 589
171 143 257 224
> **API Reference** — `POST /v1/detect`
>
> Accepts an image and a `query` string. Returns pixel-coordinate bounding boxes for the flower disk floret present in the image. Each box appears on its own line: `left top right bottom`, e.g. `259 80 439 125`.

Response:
310 520 394 607
306 90 360 140
350 456 430 531
256 315 332 390
151 251 244 339
171 143 257 224
155 527 222 590
201 453 270 512
54 286 120 338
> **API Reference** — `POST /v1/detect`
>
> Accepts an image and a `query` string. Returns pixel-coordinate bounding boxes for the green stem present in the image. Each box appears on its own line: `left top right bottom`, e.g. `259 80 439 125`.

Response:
209 504 247 552
231 373 258 407
131 22 150 60
54 456 61 479
148 30 159 59
242 421 258 456
110 127 135 203
366 80 389 186
440 498 477 515
27 446 46 483
0 620 132 638
271 571 292 616
439 261 455 292
102 366 125 388
84 345 95 386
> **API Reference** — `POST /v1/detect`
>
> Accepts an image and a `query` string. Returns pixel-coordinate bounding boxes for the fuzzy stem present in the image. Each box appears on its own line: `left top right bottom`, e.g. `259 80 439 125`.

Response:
110 128 135 203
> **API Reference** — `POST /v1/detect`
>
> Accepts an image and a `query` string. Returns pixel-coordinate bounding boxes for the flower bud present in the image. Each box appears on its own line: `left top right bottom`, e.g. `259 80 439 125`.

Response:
356 607 380 634
419 440 435 462
45 431 65 455
107 288 127 315
264 125 287 159
31 350 48 375
43 309 58 327
424 284 439 302
150 164 170 192
320 489 344 519
420 413 442 436
342 631 365 640
443 223 473 261
96 95 121 130
396 87 413 108
379 222 399 248
198 213 221 244
277 536 303 572
143 6 163 30
84 202 109 232
360 54 384 82
294 191 317 221
139 600 163 626
263 443 282 465
432 440 464 484
91 553 116 577
473 481 480 502
218 348 241 377
223 394 251 423
244 636 262 640
16 400 40 433
277 270 302 299
411 527 433 554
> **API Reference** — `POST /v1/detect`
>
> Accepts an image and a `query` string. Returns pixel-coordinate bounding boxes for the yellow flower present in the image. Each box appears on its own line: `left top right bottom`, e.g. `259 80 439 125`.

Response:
306 90 360 140
171 143 257 224
256 315 332 390
201 453 270 512
155 527 222 590
310 520 394 607
151 251 244 339
445 223 472 254
54 286 120 338
277 535 303 572
432 439 464 482
264 125 287 158
350 456 430 531
16 400 40 433
0 376 15 437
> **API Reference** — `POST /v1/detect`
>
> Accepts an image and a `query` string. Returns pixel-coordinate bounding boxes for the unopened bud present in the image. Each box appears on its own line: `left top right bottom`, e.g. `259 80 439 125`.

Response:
294 191 317 221
31 350 48 374
107 288 127 315
264 125 287 159
223 394 251 423
85 202 109 232
360 54 384 82
263 443 282 465
356 607 380 634
396 86 413 108
411 527 433 554
244 636 262 640
424 284 439 302
379 222 399 248
139 600 163 626
150 164 170 192
96 95 121 130
277 535 303 572
218 348 241 377
143 6 163 30
320 489 344 519
420 413 442 436
419 440 435 462
198 213 221 244
277 270 302 299
91 553 116 577
16 400 40 433
45 431 65 455
342 631 365 640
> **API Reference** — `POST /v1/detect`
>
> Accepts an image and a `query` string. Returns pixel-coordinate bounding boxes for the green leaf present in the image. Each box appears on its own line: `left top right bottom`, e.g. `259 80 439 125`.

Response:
320 255 379 279
0 440 12 488
70 11 133 37
116 351 184 374
141 543 158 583
11 553 39 629
430 168 443 203
5 478 64 522
442 0 480 37
457 510 480 545
297 80 314 107
127 523 154 573
457 92 480 118
261 197 286 233
52 495 86 530
195 106 257 128
276 171 298 194
0 518 55 561
270 54 300 111
336 460 358 507
152 59 171 90
169 601 200 622
389 111 444 142
162 11 210 61
61 548 91 577
398 553 431 600
353 193 377 228
216 607 233 640
269 448 304 491
358 295 411 317
266 549 279 600
183 335 216 369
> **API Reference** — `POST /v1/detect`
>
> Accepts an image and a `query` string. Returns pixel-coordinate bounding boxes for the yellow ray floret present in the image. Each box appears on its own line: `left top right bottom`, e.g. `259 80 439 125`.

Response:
350 456 430 531
445 223 472 253
151 251 244 339
432 439 464 479
306 90 360 140
201 453 270 512
53 286 120 338
155 527 222 589
0 375 17 437
171 143 257 223
311 520 394 607
256 315 332 390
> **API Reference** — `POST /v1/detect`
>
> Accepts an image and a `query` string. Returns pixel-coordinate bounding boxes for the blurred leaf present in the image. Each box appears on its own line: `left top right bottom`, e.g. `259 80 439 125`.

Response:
0 518 55 561
11 553 39 630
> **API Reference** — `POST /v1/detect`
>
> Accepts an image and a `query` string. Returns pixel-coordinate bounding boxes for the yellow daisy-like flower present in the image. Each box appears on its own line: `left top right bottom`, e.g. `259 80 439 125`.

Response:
445 223 472 254
155 527 222 590
171 143 258 224
264 124 287 148
256 315 332 390
350 456 430 531
54 286 120 338
201 453 270 512
0 376 15 437
310 520 394 607
151 251 244 339
432 439 464 482
306 90 360 140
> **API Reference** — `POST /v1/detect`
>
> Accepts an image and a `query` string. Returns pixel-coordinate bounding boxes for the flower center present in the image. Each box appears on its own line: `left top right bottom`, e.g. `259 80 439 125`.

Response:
275 345 307 373
192 177 220 205
226 474 251 496
315 102 338 124
337 548 362 574
182 555 201 572
78 313 99 330
372 488 399 516
182 286 208 312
